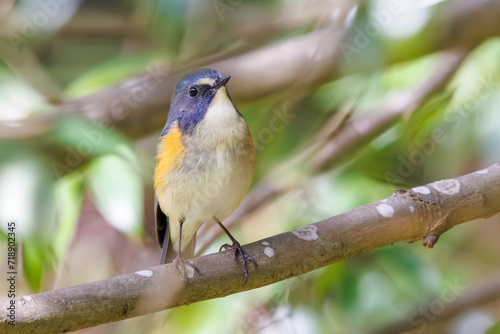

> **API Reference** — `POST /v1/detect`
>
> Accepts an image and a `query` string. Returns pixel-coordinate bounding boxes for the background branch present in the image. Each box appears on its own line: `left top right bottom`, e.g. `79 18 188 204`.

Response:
311 47 469 170
1 0 500 175
2 163 499 333
374 273 500 334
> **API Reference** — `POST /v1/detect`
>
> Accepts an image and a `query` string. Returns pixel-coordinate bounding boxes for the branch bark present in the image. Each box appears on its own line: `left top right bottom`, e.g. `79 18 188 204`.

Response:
2 163 499 333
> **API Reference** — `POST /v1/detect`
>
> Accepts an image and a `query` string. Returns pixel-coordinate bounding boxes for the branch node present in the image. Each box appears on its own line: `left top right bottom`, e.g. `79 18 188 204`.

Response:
423 235 439 249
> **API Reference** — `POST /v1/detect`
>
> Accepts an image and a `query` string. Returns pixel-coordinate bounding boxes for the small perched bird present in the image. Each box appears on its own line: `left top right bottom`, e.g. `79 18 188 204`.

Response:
154 68 255 284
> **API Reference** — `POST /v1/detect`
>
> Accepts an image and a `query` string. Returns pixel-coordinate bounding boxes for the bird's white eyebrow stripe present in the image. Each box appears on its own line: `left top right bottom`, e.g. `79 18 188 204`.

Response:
196 78 216 86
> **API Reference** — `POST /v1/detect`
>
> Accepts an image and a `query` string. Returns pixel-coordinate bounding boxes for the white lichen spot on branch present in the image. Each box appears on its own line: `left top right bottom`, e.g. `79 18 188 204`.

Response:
432 179 460 195
20 296 33 303
292 225 319 241
264 247 275 257
262 241 275 257
412 186 431 194
135 270 153 278
475 168 489 174
376 204 395 218
409 206 415 213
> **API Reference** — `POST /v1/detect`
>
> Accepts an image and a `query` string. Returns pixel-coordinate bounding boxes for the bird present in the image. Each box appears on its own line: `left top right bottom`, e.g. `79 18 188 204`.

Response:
154 68 256 285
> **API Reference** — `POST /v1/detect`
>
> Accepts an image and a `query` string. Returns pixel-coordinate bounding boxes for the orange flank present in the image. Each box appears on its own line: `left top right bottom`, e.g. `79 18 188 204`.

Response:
154 126 186 193
246 128 254 150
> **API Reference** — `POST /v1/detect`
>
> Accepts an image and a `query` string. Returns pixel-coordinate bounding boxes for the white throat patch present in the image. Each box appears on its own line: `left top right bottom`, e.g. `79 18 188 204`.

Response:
204 87 238 126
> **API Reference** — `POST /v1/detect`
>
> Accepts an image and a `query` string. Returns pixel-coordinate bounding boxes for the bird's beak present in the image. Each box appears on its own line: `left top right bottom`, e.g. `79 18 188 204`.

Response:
212 75 231 90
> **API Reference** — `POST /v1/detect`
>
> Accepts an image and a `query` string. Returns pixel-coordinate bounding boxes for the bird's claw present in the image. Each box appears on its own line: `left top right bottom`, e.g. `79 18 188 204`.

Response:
219 241 255 284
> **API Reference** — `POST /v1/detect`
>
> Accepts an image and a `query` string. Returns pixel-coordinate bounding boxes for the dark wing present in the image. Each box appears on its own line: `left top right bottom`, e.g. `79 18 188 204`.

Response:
154 195 168 247
155 196 196 263
155 196 175 264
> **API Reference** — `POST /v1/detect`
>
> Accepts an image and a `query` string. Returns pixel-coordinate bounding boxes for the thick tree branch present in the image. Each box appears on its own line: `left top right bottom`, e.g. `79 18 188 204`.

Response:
2 163 499 333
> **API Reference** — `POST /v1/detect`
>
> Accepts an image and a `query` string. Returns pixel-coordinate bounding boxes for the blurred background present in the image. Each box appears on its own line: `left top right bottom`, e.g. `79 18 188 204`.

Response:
1 0 500 333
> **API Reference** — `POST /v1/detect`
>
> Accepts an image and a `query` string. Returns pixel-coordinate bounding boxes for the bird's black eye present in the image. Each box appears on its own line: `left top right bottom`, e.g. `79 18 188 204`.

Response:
189 87 198 97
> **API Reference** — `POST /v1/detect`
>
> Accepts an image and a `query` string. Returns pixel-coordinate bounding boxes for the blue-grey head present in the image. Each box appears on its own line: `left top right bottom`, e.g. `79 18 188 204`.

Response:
163 68 236 135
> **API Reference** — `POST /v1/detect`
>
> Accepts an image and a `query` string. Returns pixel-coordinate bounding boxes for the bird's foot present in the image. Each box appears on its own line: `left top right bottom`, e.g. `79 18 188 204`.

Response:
219 241 255 284
173 254 199 287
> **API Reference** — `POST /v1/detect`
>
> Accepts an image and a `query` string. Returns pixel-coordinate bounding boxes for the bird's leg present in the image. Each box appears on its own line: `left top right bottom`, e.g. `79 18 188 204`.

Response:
215 217 255 284
173 219 199 286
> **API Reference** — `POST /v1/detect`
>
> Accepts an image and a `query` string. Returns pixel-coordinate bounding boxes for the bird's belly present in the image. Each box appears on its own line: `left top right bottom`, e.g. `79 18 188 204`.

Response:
159 154 251 220
198 167 251 221
156 142 253 250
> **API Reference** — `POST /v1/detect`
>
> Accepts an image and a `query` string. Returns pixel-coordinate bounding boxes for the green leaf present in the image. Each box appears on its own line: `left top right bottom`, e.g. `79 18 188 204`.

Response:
486 321 500 334
50 117 129 175
403 91 454 144
22 241 55 292
339 267 361 312
53 173 84 257
0 68 50 118
0 146 58 292
146 0 188 57
64 54 160 98
86 154 143 236
374 247 441 303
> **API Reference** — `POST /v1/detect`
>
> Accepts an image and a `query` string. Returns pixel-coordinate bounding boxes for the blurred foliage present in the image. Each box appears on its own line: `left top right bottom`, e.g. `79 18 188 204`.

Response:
486 321 500 334
0 0 500 333
64 54 159 98
86 154 144 236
